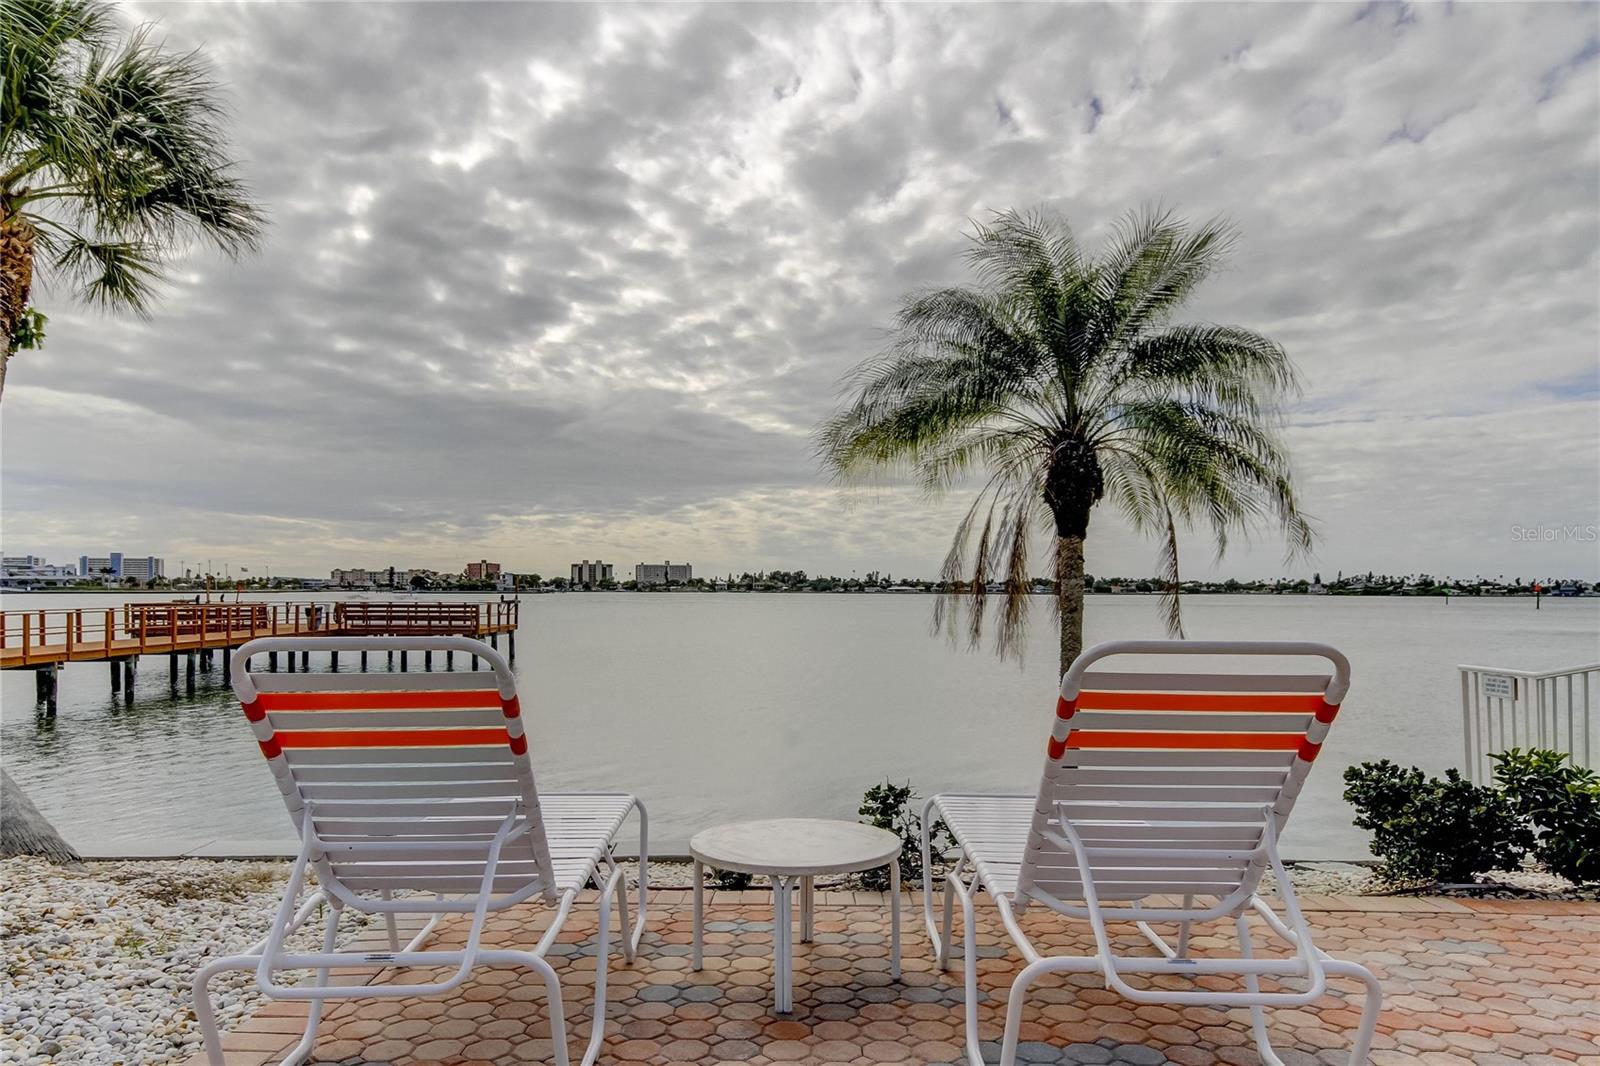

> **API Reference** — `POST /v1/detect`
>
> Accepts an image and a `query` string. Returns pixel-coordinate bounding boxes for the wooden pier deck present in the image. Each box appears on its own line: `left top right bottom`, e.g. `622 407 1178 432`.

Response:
1 599 519 669
3 599 520 712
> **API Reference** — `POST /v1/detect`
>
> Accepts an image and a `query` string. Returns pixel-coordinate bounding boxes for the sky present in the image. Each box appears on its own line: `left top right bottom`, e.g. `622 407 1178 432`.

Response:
1 1 1597 583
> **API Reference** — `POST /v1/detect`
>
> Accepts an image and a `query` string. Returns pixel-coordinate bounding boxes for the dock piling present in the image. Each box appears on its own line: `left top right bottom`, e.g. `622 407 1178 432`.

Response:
446 650 454 671
330 650 339 673
186 652 196 695
424 650 432 671
35 665 59 715
121 658 136 704
109 659 121 696
268 651 278 672
169 654 179 690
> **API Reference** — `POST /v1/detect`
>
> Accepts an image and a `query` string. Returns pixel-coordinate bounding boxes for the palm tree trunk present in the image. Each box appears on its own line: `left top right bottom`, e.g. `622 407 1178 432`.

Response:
1 769 81 865
0 206 37 403
1055 533 1086 679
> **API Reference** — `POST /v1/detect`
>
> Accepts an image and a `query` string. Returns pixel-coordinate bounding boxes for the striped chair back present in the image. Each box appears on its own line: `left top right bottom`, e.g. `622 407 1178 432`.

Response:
1017 640 1349 908
231 636 557 904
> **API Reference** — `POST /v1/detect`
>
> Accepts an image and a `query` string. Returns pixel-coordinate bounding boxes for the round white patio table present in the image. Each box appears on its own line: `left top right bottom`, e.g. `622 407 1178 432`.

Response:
690 818 901 1013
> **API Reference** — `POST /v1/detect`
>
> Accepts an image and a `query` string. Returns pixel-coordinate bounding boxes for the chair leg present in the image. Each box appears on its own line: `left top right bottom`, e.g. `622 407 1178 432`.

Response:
194 955 255 1066
947 873 987 1066
578 868 620 1066
1236 913 1289 1066
1324 959 1383 1065
1176 894 1194 959
938 870 957 970
612 862 637 965
998 958 1059 1066
478 951 572 1066
380 889 399 950
279 904 343 1066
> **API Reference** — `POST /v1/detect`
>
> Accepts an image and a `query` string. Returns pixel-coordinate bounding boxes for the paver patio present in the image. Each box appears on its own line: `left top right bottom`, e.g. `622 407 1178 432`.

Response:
187 890 1600 1066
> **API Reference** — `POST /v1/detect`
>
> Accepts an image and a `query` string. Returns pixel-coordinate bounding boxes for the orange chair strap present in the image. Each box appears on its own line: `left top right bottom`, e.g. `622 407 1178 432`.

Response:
1075 691 1329 713
273 727 510 749
1049 730 1305 759
254 690 502 711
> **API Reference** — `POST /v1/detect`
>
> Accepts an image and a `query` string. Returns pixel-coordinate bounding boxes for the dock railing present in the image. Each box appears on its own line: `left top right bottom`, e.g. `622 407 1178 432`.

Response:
1460 662 1600 783
0 598 519 667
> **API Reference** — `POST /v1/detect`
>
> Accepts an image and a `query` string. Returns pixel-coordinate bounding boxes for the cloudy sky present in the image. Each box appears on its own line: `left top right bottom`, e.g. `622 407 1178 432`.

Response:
2 1 1596 582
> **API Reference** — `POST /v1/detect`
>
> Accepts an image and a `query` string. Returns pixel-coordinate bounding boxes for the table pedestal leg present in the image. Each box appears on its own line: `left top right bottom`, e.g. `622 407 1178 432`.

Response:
800 876 814 942
692 859 704 970
772 875 794 1013
889 859 901 980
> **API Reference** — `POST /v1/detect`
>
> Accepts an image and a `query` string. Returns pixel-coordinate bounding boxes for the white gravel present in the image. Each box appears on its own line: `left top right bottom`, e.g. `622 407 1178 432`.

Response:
1 857 375 1066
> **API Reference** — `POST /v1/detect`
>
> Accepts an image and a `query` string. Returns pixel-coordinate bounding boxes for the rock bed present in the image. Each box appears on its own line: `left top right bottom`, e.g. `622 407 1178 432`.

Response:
2 855 1587 1065
1 857 376 1065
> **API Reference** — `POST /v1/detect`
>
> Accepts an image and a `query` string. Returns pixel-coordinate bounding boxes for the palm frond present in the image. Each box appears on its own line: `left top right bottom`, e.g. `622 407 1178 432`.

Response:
1 0 115 167
55 229 160 312
1105 323 1298 415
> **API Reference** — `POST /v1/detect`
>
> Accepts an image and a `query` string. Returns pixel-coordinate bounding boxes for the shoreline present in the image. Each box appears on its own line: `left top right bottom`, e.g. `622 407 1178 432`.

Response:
6 586 1594 598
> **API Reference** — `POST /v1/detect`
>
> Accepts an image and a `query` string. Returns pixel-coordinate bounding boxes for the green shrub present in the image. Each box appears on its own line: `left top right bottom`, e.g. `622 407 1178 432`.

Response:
707 866 754 890
1491 748 1600 885
1342 760 1532 886
856 780 952 891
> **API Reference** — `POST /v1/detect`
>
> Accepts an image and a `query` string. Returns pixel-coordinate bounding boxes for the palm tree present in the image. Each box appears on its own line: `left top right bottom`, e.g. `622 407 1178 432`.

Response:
0 0 262 864
1 0 265 399
817 208 1312 677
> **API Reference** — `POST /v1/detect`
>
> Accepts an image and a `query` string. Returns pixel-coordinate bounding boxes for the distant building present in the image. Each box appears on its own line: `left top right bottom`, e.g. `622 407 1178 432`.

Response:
1 556 78 587
3 555 47 569
78 553 164 581
465 560 502 581
330 568 381 587
571 560 614 586
635 560 692 586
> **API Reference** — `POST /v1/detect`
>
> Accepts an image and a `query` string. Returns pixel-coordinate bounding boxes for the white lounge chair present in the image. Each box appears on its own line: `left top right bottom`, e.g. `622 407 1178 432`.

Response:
194 635 648 1066
920 640 1382 1066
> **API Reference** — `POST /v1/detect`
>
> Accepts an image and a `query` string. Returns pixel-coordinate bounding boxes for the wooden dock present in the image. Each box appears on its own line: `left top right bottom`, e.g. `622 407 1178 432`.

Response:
2 599 520 713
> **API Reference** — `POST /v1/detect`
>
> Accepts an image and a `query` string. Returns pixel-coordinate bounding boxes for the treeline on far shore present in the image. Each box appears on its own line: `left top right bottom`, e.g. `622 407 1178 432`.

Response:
13 571 1592 597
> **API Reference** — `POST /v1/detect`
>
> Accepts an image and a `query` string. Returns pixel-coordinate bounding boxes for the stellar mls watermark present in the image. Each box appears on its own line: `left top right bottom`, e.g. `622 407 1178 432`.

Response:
1509 524 1598 543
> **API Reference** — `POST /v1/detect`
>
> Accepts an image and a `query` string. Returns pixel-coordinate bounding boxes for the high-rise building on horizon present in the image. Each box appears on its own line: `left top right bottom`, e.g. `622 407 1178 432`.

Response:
465 560 502 580
570 560 614 586
634 560 691 586
78 553 164 581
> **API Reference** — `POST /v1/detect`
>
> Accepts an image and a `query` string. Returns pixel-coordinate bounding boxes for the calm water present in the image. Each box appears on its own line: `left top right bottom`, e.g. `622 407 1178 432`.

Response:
3 592 1596 859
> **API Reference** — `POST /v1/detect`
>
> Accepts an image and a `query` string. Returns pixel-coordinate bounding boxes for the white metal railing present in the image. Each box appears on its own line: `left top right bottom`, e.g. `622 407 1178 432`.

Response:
1460 663 1600 783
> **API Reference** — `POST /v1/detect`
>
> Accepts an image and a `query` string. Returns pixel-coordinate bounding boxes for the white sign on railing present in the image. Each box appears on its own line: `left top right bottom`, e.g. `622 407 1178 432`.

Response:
1481 674 1515 700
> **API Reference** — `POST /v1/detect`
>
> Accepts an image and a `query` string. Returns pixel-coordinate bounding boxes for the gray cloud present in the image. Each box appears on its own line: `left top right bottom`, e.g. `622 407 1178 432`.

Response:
2 1 1596 580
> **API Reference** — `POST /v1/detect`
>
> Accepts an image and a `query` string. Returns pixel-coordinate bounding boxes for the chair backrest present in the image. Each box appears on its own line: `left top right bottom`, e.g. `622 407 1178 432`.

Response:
1015 640 1349 908
230 635 557 904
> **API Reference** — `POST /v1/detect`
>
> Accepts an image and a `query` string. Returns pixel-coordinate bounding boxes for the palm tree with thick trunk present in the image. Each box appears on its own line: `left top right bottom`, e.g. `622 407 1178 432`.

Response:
818 207 1313 678
0 0 263 861
1 0 265 398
